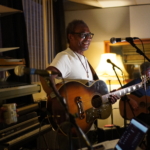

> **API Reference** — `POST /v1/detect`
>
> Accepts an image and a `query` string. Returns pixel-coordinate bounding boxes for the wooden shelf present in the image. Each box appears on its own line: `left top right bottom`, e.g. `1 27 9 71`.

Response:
0 5 24 72
0 66 16 71
0 58 26 65
0 47 20 53
0 5 22 17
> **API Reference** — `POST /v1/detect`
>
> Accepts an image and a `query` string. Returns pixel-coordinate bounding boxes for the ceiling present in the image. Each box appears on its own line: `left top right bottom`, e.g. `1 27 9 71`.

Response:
63 0 150 11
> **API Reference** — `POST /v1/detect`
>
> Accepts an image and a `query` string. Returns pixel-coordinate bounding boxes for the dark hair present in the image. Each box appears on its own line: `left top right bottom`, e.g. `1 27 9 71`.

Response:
140 62 150 74
66 20 88 43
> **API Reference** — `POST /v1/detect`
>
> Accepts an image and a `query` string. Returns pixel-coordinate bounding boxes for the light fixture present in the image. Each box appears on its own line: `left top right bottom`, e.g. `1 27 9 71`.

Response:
96 53 129 89
98 1 133 8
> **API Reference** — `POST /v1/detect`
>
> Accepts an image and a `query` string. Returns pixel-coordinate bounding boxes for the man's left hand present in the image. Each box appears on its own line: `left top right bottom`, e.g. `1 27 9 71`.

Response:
108 94 119 104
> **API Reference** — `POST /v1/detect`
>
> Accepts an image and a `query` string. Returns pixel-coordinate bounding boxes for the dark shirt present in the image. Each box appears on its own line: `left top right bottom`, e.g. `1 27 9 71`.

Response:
122 78 150 97
122 78 150 149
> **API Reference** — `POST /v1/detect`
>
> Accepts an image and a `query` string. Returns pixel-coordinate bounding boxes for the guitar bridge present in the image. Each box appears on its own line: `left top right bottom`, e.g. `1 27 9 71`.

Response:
75 97 85 119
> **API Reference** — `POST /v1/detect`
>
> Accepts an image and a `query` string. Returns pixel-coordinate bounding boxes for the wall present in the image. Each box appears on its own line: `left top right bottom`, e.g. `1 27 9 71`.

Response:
130 5 150 38
64 5 150 128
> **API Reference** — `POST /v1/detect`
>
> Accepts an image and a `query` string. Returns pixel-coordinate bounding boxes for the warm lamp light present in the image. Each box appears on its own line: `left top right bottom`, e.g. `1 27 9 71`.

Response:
96 53 129 124
96 53 129 125
96 53 129 82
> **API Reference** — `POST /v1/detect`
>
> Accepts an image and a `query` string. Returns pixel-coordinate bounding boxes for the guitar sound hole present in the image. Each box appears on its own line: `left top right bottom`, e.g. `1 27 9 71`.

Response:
91 95 102 108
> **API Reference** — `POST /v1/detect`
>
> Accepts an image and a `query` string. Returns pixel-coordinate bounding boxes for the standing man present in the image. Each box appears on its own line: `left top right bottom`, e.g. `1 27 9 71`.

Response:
46 20 98 82
41 19 118 149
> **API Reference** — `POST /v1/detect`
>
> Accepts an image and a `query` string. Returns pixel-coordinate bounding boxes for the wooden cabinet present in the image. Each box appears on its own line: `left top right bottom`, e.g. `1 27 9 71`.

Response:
0 5 24 73
0 4 22 17
0 5 49 150
0 47 25 71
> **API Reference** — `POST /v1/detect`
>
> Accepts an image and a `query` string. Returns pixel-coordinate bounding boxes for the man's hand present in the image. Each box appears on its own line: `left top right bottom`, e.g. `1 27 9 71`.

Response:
109 89 119 104
108 94 119 104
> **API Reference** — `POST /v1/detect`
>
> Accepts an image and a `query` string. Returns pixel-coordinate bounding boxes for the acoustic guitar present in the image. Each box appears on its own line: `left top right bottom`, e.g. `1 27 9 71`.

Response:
40 76 150 137
119 94 150 120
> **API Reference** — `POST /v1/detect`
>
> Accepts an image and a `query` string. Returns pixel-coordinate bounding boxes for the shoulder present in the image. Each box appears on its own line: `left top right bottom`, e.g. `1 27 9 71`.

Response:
50 48 75 68
122 78 141 88
54 48 75 60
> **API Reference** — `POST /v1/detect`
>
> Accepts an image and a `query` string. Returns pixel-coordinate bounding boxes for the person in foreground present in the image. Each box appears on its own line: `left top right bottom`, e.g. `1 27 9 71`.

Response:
41 19 119 150
119 62 150 150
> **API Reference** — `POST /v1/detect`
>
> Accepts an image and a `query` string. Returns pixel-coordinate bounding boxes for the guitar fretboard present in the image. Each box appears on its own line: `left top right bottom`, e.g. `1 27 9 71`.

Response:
102 82 143 103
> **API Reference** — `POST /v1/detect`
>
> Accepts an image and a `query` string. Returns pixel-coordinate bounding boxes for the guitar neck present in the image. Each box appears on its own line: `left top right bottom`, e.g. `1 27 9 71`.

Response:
102 82 143 103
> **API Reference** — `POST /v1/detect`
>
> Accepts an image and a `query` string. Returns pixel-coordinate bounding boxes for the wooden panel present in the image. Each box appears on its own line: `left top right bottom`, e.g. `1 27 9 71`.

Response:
104 38 150 79
104 38 150 53
0 59 25 65
122 43 150 64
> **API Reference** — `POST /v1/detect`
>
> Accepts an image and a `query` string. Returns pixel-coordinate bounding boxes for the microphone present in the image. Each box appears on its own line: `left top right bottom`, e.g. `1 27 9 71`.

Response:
110 37 139 44
14 65 61 77
107 59 122 71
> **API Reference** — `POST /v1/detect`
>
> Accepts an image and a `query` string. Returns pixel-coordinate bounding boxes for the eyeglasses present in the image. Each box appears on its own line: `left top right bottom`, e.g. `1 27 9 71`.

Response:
71 32 94 39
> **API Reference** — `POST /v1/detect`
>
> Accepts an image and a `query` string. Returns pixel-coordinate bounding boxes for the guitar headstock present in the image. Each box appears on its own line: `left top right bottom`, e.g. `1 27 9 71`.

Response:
146 76 150 86
141 75 150 86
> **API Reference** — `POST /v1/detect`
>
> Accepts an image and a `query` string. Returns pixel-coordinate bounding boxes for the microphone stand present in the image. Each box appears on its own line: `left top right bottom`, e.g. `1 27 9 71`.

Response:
110 65 128 129
45 76 93 150
111 65 123 88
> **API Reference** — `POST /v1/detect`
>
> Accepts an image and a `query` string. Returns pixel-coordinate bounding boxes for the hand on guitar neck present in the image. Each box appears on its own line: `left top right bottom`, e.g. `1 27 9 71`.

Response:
109 89 120 104
108 94 118 104
111 87 139 110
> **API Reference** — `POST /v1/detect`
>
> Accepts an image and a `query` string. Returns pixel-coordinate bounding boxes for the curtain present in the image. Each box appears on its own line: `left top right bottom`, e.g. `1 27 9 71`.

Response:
53 0 67 55
21 0 67 82
22 0 45 82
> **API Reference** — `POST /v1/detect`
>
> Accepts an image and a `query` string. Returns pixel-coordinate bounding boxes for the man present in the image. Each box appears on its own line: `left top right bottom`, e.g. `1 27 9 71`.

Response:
41 20 119 149
119 61 150 150
120 62 150 111
46 19 117 100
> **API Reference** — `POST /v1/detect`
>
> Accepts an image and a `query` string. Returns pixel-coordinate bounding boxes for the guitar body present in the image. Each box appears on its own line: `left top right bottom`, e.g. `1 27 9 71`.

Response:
40 74 150 136
119 94 150 120
41 78 112 137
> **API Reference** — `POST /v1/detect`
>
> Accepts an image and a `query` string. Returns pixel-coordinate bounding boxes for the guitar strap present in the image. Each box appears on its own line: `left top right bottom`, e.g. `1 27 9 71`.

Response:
88 61 99 80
